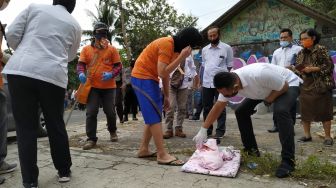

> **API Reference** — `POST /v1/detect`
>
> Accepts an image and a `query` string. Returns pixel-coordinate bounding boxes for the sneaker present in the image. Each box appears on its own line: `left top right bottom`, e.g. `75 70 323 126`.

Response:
0 161 17 174
275 161 294 178
23 182 38 188
82 140 96 150
323 138 334 147
58 172 71 183
110 132 118 142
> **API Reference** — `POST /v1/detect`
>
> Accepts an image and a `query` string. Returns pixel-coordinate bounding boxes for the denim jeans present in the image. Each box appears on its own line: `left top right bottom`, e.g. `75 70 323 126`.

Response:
0 89 7 166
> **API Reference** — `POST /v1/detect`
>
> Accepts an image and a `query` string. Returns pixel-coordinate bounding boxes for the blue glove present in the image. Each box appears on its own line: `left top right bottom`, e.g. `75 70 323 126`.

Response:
102 72 113 81
78 72 86 83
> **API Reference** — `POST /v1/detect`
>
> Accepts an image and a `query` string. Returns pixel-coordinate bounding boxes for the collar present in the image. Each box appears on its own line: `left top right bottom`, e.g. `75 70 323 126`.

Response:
282 43 293 49
55 4 67 11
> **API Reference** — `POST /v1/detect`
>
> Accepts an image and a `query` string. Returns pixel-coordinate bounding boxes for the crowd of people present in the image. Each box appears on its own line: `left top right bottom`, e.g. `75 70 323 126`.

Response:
0 0 335 187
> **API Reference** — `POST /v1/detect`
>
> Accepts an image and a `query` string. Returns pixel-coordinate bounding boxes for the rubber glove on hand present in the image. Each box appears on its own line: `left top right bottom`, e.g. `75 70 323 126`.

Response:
193 127 208 149
78 73 86 84
102 72 113 81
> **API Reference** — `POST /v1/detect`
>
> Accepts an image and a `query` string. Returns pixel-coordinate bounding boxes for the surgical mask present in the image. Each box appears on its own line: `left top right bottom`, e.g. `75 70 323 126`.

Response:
280 41 290 47
301 38 314 48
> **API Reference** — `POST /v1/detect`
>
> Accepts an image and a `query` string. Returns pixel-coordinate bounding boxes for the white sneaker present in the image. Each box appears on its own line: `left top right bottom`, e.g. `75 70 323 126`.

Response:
58 176 70 183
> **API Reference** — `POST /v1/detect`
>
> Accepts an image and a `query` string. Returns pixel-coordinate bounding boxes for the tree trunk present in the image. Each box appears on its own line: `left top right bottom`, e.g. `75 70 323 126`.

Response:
117 0 132 62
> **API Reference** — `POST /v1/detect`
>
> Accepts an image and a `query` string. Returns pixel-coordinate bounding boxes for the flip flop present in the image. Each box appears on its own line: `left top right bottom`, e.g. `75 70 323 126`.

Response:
157 158 185 166
137 152 157 158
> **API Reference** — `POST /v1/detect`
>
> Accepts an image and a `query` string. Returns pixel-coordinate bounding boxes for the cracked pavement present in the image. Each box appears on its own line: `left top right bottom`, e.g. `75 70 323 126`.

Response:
1 108 335 187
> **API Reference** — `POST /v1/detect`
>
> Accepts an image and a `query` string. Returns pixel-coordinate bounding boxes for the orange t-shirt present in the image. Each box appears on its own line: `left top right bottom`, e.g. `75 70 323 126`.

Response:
79 45 121 89
132 37 178 82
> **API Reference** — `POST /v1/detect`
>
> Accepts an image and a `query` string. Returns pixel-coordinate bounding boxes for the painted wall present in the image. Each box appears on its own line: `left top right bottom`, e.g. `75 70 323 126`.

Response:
221 0 315 44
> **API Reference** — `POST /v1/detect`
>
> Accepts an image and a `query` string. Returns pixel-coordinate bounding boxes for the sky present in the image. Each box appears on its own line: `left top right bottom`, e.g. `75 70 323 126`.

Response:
0 0 240 49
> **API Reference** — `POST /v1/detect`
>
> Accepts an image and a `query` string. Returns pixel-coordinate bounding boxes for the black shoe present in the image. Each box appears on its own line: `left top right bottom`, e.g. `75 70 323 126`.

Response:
275 161 294 178
243 148 260 157
132 116 138 121
0 176 4 184
191 116 200 121
267 126 279 133
297 136 312 142
123 116 128 122
23 182 38 188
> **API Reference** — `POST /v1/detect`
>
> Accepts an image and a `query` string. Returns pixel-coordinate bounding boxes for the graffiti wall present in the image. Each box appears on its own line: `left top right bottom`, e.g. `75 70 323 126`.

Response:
221 0 315 44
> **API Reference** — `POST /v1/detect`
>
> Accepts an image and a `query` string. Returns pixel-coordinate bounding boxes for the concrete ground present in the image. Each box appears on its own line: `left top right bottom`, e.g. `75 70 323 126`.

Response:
1 108 336 188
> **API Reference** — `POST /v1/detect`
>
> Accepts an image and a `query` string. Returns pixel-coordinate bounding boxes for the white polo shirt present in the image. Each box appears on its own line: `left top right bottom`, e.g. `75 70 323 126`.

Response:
271 44 302 67
202 41 233 88
181 55 197 89
218 63 301 102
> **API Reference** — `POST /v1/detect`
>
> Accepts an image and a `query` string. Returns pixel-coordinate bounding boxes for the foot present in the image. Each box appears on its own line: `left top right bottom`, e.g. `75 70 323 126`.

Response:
191 116 200 121
120 119 124 124
267 126 279 133
0 161 17 174
175 129 186 138
132 116 138 121
82 140 96 150
323 138 334 147
23 182 38 188
243 148 260 157
163 130 173 139
158 158 185 166
123 116 128 122
110 132 118 142
275 161 294 178
0 176 4 184
214 133 224 139
297 136 312 142
157 153 184 165
137 151 157 158
58 171 71 183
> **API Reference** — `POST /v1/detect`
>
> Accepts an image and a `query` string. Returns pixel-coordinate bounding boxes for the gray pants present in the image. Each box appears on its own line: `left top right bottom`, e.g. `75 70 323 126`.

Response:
165 88 188 130
0 89 7 165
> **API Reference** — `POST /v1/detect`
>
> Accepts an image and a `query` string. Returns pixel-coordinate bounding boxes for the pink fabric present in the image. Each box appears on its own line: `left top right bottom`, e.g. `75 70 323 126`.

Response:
181 143 241 177
196 139 224 170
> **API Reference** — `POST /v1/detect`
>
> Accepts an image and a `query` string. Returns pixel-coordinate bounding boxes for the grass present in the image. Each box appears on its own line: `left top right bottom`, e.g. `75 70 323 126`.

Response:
241 151 336 182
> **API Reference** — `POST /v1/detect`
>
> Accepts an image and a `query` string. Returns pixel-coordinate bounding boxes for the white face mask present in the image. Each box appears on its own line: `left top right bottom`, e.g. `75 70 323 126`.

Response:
0 0 10 11
280 41 290 47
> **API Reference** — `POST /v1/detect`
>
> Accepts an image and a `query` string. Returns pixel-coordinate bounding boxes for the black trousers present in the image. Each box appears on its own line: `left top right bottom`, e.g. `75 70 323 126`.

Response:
202 87 226 136
273 99 297 127
123 84 138 117
115 87 124 122
194 89 203 118
7 75 71 184
86 88 116 142
235 87 299 163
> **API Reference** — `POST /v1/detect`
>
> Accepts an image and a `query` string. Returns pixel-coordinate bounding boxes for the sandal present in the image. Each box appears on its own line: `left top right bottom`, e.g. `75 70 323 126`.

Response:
137 152 157 158
297 136 312 142
157 158 185 166
323 138 334 147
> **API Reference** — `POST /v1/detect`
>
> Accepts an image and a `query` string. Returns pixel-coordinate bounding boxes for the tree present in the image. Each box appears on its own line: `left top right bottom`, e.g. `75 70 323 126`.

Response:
114 0 198 60
299 0 336 18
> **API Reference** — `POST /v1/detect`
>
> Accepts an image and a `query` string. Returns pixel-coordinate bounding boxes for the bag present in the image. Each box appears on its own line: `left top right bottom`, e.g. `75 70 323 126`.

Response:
170 61 185 89
75 53 99 104
75 81 91 104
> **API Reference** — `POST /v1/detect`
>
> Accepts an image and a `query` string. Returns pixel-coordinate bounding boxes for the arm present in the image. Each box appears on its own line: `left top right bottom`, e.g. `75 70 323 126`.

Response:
68 28 82 62
202 101 227 129
76 61 86 74
7 5 30 50
264 81 289 104
227 47 233 71
111 62 122 78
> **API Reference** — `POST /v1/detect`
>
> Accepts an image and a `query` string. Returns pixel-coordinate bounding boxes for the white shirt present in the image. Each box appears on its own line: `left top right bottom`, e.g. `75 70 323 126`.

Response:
202 41 233 88
3 4 82 88
218 63 301 102
271 44 302 67
181 55 197 89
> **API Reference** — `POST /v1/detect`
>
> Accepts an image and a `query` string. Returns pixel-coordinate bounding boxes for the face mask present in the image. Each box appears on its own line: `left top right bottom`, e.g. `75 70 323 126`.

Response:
301 38 314 48
280 41 290 47
95 33 107 40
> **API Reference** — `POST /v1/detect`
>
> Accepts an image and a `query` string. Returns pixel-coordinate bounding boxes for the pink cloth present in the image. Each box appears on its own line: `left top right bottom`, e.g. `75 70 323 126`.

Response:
181 142 240 177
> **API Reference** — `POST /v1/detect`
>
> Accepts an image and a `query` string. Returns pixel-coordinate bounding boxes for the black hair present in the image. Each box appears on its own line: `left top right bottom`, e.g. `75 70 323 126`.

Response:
280 28 292 37
53 0 76 13
207 25 220 36
173 27 203 52
213 72 236 89
300 28 321 44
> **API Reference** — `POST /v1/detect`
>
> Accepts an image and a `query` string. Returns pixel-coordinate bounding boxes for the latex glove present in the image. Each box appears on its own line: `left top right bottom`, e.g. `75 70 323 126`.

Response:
78 73 86 84
102 72 113 81
193 127 208 149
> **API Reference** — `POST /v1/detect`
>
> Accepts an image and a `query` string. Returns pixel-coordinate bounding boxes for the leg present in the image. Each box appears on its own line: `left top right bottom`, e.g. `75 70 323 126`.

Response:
137 124 153 156
0 90 7 165
186 89 193 118
163 88 177 138
123 85 132 121
101 89 117 133
193 89 203 119
7 75 39 184
130 87 138 119
301 121 311 138
175 88 188 137
115 87 124 123
235 98 262 151
85 88 101 142
38 80 71 177
214 89 226 137
202 87 215 136
322 120 332 139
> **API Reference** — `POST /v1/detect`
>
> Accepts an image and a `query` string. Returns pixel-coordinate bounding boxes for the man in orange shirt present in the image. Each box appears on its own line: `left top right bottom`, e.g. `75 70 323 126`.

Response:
77 22 122 150
132 27 202 165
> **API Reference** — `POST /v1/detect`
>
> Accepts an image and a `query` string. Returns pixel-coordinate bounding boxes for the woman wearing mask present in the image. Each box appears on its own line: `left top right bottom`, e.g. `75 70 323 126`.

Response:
294 28 334 146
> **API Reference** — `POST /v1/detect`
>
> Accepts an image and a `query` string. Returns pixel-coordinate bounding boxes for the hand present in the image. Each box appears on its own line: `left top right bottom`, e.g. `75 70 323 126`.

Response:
102 72 113 81
78 73 86 84
193 127 208 149
263 100 271 107
163 97 170 112
180 46 192 59
302 66 315 73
